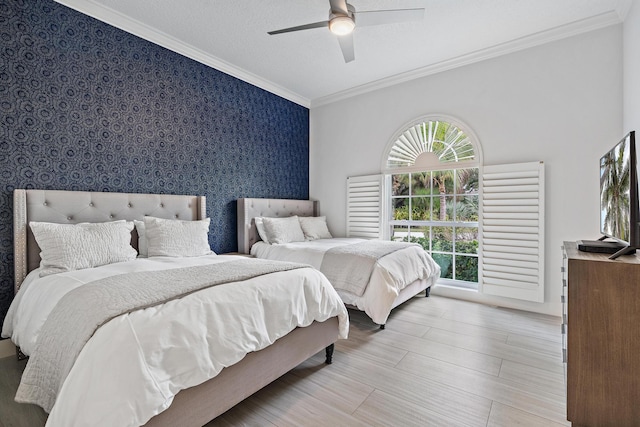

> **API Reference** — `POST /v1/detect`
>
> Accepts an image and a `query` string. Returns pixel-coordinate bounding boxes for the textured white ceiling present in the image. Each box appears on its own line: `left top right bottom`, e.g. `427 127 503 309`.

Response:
57 0 629 107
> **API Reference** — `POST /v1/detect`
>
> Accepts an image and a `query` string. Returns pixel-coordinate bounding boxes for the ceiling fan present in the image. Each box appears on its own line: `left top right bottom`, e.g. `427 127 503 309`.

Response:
268 0 425 63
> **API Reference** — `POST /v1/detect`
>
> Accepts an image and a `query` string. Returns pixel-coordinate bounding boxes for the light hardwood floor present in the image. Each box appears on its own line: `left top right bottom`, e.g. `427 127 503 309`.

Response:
0 295 568 427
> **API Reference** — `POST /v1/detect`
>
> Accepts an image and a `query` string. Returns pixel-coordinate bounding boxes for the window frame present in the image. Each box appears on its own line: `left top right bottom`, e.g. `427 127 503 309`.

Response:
382 115 482 288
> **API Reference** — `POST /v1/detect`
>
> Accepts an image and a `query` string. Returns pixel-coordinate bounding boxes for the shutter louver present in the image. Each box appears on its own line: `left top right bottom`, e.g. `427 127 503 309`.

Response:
347 175 384 239
481 162 545 302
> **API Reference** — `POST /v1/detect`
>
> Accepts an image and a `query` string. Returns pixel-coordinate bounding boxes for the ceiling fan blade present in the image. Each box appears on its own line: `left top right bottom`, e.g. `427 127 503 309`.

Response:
354 8 425 27
329 0 349 15
268 21 328 35
336 33 355 63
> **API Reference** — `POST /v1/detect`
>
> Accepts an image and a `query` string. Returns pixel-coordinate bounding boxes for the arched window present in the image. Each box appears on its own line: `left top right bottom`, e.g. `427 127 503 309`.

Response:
383 118 481 287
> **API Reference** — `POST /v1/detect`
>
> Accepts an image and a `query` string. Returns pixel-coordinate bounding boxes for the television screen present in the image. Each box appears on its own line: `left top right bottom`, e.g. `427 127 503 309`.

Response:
600 132 636 245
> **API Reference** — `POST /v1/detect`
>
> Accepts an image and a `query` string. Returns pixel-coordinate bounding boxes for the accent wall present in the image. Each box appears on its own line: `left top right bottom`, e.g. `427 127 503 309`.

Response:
0 0 309 325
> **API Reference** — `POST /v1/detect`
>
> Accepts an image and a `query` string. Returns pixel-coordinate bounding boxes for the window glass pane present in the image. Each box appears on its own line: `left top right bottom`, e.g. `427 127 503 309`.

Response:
412 172 430 195
412 197 430 221
391 225 408 242
392 174 410 196
457 168 479 193
455 255 478 282
455 227 479 254
409 226 429 251
392 197 409 220
454 145 476 162
434 196 454 221
432 253 453 279
455 196 479 221
432 170 455 195
432 226 453 252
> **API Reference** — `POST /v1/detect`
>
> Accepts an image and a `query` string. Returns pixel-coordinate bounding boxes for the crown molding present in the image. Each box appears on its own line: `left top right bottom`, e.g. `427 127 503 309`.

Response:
311 10 623 108
55 0 311 108
616 0 633 21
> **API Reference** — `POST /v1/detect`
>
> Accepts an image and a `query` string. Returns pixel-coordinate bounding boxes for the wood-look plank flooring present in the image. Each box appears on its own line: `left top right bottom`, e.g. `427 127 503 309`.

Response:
0 295 568 427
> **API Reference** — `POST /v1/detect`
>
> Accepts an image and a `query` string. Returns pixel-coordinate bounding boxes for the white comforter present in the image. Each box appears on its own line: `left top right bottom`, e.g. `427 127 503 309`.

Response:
251 238 441 325
2 254 349 427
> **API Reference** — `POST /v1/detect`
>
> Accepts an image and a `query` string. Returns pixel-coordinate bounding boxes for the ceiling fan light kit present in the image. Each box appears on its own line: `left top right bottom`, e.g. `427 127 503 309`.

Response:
329 16 355 36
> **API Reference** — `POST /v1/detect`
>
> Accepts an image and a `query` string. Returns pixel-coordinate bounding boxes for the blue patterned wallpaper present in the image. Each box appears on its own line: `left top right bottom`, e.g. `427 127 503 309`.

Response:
0 0 309 325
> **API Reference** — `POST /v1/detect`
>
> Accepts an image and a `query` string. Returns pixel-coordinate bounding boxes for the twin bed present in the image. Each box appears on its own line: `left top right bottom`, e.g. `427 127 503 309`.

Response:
237 198 441 327
2 189 348 427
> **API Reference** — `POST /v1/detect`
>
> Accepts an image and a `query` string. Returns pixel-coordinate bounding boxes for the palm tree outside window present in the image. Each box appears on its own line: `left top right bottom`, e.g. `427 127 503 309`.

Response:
384 118 481 288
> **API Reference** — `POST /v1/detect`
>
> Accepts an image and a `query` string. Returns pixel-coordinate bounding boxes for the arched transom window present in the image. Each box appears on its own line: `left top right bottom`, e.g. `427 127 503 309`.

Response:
386 120 476 170
384 118 480 287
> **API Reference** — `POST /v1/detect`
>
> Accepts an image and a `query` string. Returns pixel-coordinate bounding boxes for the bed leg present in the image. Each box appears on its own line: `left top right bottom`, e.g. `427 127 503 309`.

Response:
16 346 27 361
379 324 385 330
325 344 334 364
425 287 431 297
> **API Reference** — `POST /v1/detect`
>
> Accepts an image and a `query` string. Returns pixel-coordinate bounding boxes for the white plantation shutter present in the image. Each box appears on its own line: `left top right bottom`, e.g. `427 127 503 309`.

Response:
346 175 386 239
481 161 545 302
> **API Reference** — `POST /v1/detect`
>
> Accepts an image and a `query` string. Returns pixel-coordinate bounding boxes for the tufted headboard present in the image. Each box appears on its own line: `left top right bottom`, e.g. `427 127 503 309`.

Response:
13 189 206 291
237 198 318 254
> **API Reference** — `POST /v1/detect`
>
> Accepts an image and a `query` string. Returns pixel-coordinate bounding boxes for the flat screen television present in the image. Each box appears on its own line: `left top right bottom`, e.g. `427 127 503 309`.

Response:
598 131 638 259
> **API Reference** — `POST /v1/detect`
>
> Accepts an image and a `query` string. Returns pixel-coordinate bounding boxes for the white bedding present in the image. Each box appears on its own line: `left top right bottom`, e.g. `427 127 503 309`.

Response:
2 254 349 427
250 238 441 324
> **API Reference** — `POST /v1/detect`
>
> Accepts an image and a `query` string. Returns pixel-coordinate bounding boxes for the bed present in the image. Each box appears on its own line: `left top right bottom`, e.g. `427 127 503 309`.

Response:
2 189 349 427
237 198 441 327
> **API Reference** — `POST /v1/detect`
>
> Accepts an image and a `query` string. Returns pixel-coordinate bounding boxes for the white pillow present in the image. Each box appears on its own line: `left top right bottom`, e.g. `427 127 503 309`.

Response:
254 217 270 244
30 220 137 277
298 216 332 240
143 216 213 257
133 220 147 257
261 216 305 244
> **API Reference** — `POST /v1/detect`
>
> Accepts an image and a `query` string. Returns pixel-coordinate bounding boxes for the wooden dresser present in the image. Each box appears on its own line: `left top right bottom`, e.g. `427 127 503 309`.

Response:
562 242 640 426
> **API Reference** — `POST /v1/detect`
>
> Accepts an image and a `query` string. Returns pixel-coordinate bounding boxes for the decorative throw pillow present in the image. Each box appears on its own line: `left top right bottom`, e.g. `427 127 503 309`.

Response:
133 220 147 257
30 220 138 277
298 216 333 240
261 216 305 244
254 217 270 244
143 216 213 257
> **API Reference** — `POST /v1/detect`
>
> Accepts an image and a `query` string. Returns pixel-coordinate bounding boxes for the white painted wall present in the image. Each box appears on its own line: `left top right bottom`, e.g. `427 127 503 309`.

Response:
310 26 623 316
624 0 640 133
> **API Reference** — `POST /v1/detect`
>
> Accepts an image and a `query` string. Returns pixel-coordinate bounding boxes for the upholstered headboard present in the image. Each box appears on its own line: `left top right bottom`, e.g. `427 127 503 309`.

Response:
237 198 318 254
13 189 206 291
